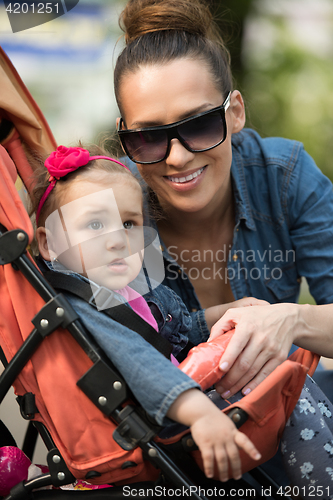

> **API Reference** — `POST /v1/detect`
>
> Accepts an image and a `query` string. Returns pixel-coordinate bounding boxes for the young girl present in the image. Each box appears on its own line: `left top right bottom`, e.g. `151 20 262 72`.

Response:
31 143 262 483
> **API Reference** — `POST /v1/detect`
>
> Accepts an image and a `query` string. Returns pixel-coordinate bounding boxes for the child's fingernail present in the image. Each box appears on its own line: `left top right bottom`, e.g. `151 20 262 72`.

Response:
254 452 261 460
243 388 251 396
220 361 229 371
221 390 230 398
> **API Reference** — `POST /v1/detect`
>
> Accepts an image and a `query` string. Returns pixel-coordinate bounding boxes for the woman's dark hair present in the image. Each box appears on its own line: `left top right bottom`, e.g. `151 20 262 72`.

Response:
114 0 233 114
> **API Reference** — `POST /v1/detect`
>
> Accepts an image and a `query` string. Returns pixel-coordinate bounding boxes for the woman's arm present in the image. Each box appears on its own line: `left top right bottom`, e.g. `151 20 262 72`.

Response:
209 302 333 399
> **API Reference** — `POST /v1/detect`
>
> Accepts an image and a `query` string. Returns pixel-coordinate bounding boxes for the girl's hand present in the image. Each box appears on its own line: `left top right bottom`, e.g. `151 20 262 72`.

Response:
167 389 261 482
190 409 261 481
208 303 299 399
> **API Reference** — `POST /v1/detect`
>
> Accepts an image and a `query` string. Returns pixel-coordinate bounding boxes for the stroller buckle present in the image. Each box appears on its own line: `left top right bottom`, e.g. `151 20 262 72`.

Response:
89 285 116 311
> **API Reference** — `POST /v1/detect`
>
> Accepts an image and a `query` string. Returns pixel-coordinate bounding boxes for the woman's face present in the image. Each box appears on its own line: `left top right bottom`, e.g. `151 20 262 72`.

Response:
118 58 245 215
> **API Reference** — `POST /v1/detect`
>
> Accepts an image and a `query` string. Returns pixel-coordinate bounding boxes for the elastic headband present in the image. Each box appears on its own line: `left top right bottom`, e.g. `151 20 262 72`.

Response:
36 145 130 224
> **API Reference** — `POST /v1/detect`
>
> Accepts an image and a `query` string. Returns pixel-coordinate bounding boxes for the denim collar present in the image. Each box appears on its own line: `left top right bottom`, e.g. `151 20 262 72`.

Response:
231 133 256 231
41 258 130 305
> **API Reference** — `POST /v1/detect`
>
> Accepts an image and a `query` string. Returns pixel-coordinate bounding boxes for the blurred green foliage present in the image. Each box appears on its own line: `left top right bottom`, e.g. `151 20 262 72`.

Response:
243 18 333 181
212 0 333 181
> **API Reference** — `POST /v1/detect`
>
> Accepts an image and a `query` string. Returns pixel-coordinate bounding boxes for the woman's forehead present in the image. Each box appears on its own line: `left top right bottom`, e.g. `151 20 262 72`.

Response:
120 58 223 127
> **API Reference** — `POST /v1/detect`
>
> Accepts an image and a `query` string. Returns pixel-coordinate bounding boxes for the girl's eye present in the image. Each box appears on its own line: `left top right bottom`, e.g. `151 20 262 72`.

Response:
88 221 104 231
123 221 134 230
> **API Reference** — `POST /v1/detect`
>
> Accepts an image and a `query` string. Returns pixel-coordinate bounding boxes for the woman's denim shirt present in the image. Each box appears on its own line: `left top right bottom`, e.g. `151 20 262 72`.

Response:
41 259 198 426
126 129 333 345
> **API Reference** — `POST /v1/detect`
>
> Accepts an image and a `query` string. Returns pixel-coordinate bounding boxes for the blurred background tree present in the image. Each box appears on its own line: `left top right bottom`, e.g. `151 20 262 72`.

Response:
210 0 333 181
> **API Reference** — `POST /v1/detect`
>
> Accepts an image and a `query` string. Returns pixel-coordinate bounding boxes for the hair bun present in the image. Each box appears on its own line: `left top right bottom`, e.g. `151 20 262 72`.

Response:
120 0 216 45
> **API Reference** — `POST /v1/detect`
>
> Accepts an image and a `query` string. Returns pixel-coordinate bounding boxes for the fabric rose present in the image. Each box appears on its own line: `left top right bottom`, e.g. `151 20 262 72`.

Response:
45 146 91 179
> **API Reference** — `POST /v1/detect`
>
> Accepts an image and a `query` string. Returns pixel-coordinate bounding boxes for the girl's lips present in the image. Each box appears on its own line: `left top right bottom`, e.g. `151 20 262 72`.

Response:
164 166 207 191
107 259 129 274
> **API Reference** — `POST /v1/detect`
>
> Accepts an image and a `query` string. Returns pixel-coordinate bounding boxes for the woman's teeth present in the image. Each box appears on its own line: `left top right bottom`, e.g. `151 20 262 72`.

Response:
167 167 204 183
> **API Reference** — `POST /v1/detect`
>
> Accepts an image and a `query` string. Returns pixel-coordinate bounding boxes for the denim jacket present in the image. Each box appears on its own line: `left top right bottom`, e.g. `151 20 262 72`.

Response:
40 259 198 425
126 129 333 344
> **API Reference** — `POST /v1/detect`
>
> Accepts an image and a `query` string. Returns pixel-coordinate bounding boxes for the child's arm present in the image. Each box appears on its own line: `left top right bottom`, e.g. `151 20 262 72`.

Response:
166 388 261 482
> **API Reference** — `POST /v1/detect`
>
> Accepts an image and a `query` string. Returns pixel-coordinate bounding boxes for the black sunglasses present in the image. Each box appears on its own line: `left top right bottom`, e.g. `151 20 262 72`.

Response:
117 92 231 165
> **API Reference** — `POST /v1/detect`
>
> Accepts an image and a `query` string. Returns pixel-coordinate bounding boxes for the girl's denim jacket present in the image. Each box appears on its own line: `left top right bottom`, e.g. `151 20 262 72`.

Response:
126 129 333 345
41 259 198 426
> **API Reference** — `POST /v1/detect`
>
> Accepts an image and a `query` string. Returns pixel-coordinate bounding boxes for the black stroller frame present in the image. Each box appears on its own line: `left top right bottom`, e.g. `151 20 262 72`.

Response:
0 223 292 500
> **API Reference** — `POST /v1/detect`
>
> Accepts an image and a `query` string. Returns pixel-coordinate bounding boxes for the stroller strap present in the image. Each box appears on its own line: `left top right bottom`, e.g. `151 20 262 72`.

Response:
42 270 173 360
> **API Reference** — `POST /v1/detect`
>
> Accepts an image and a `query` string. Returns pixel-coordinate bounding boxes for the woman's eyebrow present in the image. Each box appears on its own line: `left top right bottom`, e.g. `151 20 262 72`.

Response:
130 103 217 128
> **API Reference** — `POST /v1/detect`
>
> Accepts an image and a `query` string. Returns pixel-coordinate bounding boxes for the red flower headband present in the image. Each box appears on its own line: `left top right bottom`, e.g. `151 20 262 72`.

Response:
36 145 130 224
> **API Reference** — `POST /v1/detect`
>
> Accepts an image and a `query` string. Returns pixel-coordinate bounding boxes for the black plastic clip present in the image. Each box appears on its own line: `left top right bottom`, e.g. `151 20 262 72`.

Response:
0 229 28 265
31 293 79 337
113 405 156 451
16 393 39 420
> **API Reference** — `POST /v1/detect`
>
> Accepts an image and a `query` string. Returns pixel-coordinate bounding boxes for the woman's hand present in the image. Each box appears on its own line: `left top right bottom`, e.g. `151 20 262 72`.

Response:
208 303 299 398
204 297 269 331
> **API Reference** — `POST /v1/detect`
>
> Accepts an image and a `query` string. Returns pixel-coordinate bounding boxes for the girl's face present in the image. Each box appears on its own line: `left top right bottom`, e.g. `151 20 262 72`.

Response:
117 58 245 215
37 173 145 291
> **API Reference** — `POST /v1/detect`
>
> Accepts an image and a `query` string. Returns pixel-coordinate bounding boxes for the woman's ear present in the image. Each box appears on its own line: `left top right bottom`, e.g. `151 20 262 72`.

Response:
229 91 246 134
36 226 53 261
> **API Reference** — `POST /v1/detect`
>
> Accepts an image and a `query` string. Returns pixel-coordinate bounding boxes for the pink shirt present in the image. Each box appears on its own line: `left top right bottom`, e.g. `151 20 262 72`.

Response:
115 286 179 367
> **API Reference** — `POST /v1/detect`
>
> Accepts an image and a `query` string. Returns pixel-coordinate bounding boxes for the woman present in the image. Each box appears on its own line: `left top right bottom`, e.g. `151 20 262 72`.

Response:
113 0 333 401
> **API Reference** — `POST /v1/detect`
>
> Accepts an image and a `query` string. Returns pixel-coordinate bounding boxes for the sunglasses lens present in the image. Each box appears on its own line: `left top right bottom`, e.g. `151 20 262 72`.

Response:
122 129 168 163
178 110 225 150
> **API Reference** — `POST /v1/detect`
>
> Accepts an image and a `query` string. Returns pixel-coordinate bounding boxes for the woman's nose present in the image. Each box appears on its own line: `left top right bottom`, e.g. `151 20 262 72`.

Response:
165 138 195 169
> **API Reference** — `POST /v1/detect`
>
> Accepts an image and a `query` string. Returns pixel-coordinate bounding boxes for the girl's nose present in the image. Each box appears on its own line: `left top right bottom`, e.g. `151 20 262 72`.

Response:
165 138 195 169
105 229 127 251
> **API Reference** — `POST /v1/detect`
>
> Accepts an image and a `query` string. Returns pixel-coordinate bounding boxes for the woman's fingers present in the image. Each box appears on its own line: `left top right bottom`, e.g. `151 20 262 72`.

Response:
217 342 287 398
239 357 286 396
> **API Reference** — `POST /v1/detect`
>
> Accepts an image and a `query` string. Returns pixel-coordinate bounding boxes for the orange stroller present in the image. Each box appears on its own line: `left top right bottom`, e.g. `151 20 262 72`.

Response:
0 47 319 500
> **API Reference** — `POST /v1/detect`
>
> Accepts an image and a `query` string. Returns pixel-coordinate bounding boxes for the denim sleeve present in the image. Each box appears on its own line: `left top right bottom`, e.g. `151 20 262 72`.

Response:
64 294 200 425
145 284 192 355
287 148 333 304
187 310 210 345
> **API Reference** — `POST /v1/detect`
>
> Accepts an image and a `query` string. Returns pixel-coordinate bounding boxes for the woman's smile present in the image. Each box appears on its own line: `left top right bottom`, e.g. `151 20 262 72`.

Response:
164 165 207 191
